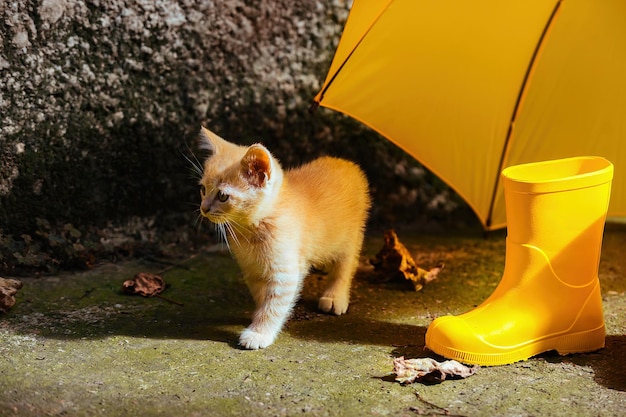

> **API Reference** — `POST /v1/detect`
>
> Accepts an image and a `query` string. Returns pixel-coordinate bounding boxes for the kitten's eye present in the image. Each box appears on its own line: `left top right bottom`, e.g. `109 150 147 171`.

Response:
217 190 229 202
200 185 206 196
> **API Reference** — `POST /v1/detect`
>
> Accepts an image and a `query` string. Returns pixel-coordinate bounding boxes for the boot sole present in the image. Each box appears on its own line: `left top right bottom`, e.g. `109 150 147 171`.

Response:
426 324 605 366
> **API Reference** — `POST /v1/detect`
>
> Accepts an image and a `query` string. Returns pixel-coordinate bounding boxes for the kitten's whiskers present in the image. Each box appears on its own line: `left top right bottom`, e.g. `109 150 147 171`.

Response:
216 222 232 253
224 221 242 249
226 218 251 244
194 212 205 234
180 145 205 179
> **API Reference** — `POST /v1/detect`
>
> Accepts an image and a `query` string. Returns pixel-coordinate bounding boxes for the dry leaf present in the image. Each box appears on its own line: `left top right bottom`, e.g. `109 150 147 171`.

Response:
371 229 443 291
393 357 478 384
122 272 165 297
0 277 23 314
412 264 444 291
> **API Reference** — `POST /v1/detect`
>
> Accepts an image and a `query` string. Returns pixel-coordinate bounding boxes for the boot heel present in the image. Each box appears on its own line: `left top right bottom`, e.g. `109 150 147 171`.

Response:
553 325 606 355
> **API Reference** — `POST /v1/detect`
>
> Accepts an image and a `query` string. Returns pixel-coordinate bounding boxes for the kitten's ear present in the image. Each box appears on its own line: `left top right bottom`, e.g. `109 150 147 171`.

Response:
198 126 226 156
241 145 272 187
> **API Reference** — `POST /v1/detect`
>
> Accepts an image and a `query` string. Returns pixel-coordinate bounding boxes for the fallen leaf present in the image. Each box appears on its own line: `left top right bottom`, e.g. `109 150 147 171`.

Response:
393 356 478 384
0 277 23 314
370 229 443 291
412 263 444 291
122 273 184 306
122 272 165 297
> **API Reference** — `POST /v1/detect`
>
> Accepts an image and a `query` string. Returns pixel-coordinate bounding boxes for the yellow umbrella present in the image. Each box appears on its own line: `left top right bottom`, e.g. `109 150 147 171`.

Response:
313 0 626 230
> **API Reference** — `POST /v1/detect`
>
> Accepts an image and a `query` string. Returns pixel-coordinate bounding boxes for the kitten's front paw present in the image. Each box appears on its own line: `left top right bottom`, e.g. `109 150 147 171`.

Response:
318 293 349 315
239 328 276 350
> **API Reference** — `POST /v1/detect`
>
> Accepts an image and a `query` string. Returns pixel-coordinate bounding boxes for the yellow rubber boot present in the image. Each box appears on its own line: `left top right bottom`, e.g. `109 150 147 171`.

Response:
425 156 614 366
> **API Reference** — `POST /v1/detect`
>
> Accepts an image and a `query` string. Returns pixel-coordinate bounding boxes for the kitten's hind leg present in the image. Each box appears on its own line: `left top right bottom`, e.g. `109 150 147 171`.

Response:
318 253 359 315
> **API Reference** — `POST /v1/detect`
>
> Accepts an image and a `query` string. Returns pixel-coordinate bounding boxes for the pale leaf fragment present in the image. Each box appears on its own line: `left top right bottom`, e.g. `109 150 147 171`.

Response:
413 264 444 291
393 356 478 384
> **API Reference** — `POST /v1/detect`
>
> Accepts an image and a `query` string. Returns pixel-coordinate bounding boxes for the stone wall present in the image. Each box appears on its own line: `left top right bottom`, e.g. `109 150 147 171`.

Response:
0 0 468 273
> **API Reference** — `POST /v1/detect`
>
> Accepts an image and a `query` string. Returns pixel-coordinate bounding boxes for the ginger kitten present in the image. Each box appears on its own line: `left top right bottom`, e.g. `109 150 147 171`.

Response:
197 127 370 349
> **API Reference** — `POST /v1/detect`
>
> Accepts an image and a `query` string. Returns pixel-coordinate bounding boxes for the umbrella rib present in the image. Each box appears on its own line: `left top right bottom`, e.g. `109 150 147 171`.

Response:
485 0 563 229
312 2 393 107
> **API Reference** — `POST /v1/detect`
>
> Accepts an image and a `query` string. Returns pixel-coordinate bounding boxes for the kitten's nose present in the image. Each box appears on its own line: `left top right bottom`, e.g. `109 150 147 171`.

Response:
200 199 211 215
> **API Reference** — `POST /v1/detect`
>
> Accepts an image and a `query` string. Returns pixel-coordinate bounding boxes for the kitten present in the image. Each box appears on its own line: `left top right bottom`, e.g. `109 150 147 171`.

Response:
197 127 370 349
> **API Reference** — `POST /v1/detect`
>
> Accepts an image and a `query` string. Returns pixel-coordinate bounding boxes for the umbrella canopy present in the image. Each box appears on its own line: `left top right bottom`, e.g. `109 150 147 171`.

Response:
313 0 626 230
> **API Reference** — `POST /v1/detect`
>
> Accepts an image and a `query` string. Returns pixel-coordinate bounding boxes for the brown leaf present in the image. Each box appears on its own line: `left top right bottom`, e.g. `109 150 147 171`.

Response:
122 272 165 297
0 277 23 314
370 229 443 291
393 356 478 384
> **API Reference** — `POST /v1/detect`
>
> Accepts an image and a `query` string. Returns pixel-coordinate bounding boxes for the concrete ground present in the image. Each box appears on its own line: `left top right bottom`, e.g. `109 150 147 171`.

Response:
1 225 625 417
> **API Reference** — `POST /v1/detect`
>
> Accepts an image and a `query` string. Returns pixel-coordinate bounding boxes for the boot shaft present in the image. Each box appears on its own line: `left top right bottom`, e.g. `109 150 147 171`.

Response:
502 156 613 285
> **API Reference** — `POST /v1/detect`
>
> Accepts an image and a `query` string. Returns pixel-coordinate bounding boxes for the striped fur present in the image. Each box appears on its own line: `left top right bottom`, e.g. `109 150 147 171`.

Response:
197 127 370 349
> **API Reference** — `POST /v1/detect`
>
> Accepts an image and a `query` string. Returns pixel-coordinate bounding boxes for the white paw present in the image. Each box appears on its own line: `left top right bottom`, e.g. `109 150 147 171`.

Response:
318 293 349 315
239 328 276 350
